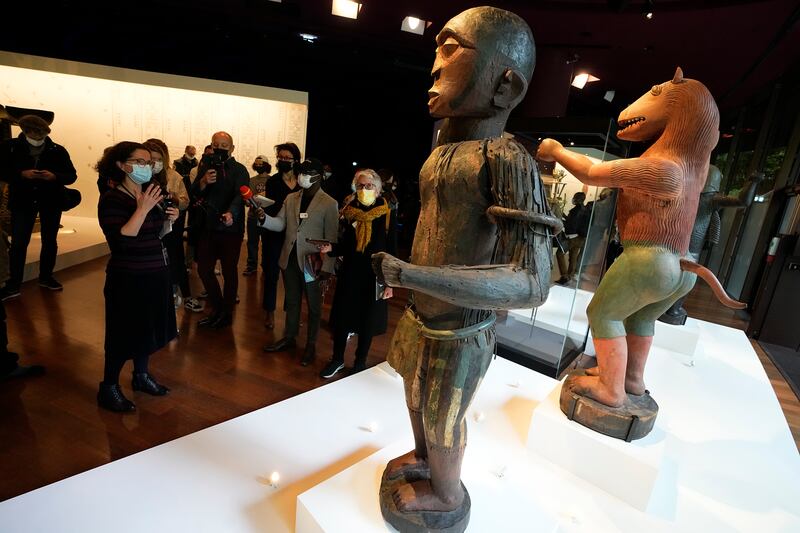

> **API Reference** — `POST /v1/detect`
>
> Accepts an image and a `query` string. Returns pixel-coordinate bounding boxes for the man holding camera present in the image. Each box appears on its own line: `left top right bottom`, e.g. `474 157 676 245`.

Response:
0 115 77 300
191 131 249 328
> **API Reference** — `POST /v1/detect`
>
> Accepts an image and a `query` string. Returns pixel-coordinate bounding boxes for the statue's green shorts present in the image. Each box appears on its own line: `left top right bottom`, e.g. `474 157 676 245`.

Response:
588 244 697 339
387 307 495 449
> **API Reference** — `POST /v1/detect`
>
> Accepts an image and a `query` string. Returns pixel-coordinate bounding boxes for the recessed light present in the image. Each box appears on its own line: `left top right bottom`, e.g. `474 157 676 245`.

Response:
332 0 361 20
299 33 318 43
401 16 426 35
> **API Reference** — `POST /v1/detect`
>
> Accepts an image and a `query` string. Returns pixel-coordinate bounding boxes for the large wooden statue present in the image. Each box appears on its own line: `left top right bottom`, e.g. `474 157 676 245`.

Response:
372 7 561 532
537 68 745 441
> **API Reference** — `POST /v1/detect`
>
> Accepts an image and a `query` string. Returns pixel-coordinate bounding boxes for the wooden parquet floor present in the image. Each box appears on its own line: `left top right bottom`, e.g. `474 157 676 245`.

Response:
0 257 797 502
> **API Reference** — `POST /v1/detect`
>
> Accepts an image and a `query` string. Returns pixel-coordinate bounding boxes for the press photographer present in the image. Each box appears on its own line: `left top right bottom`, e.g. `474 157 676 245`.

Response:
190 131 249 329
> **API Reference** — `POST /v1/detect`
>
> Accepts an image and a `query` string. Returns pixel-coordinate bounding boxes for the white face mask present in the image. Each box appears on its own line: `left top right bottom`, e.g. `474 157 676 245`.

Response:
25 136 45 147
298 173 318 189
152 161 164 174
324 171 332 179
185 153 195 160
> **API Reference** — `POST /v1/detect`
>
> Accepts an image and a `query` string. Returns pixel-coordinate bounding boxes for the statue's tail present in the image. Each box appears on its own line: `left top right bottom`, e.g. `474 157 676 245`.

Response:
679 259 747 309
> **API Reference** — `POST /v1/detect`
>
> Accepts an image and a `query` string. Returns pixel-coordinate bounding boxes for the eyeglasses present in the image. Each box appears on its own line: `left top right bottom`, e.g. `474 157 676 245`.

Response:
355 183 376 190
126 158 154 167
277 156 295 162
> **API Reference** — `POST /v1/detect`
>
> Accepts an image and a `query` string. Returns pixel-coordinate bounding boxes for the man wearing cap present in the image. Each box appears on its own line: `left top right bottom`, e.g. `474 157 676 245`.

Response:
259 158 338 366
0 115 77 299
243 155 272 276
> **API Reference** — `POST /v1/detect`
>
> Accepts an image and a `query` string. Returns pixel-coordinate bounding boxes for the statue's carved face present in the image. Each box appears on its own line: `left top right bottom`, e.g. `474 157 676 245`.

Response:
428 13 498 119
616 82 672 142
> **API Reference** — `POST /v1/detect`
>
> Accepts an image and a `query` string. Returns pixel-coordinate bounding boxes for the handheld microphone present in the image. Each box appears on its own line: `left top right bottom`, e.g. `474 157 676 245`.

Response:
239 185 260 210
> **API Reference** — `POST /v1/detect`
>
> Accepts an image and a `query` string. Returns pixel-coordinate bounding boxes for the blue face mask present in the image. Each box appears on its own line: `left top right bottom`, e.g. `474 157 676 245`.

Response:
128 164 152 185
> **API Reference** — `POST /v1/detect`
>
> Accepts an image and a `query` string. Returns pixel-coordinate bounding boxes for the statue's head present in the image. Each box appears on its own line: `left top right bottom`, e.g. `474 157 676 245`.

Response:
703 164 723 194
616 67 719 149
428 6 535 119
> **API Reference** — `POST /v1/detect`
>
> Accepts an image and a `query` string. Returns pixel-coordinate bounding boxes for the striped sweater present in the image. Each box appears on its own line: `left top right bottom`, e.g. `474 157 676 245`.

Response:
98 188 169 273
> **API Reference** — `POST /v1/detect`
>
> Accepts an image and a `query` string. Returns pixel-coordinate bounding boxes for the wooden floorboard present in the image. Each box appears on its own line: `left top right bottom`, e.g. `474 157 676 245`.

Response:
1 255 797 502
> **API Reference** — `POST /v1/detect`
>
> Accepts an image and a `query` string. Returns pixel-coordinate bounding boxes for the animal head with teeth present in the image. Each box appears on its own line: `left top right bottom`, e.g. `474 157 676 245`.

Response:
616 67 719 151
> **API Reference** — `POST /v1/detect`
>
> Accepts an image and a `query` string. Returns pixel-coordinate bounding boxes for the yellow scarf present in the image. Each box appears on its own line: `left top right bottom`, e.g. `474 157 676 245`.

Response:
342 202 390 252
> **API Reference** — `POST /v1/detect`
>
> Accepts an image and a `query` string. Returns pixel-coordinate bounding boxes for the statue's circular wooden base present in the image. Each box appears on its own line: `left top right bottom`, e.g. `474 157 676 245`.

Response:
379 466 471 533
559 369 659 442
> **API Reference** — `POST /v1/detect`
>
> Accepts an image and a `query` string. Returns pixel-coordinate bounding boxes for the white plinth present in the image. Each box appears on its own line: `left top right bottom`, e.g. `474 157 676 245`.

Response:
527 381 669 512
297 442 559 533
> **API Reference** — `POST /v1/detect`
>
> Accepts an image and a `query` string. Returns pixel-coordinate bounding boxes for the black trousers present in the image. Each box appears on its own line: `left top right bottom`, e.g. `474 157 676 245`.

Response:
9 203 62 288
196 231 243 316
332 328 373 365
282 257 322 344
261 232 284 312
245 217 267 270
164 217 190 297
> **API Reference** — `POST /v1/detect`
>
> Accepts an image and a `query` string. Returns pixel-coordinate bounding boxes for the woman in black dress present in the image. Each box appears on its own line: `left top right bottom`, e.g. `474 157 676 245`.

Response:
261 142 302 329
96 142 179 412
318 169 396 379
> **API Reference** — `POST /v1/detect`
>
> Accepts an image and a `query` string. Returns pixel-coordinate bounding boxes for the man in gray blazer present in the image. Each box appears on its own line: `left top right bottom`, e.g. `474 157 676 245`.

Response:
259 159 339 365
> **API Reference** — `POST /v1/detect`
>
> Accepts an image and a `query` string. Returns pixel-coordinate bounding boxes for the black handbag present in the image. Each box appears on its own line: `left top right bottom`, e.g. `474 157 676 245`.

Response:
61 188 82 211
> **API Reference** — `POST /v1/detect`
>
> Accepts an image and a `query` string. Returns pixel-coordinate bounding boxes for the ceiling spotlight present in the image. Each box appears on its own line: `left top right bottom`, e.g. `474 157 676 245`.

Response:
332 0 361 20
352 161 358 166
644 0 654 19
571 73 600 89
299 33 318 43
401 16 426 35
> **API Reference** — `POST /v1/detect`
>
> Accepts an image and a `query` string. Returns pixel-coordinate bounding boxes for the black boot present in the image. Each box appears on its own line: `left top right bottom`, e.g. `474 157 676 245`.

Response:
97 382 136 412
263 337 296 352
132 372 170 396
300 344 316 367
198 312 221 328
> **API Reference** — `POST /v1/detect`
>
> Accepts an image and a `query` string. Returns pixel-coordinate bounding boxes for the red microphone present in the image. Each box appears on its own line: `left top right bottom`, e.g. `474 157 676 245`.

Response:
239 185 260 210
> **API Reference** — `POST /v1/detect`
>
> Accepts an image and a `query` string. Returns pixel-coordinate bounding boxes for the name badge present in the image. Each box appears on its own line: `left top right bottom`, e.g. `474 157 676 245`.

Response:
300 213 309 219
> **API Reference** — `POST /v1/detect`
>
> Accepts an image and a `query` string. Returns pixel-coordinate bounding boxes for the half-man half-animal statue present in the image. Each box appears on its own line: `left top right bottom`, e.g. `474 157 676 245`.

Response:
537 67 746 442
372 6 561 533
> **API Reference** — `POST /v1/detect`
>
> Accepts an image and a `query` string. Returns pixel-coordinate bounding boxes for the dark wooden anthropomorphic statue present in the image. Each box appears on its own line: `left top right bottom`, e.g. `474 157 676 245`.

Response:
372 7 561 532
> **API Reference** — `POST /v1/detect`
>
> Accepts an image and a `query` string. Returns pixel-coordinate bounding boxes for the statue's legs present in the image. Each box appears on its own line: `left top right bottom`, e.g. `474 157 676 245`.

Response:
571 246 693 406
385 309 431 480
393 315 495 513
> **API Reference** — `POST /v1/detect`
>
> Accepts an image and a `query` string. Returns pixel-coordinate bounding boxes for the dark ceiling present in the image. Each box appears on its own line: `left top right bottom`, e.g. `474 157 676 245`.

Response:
1 0 798 179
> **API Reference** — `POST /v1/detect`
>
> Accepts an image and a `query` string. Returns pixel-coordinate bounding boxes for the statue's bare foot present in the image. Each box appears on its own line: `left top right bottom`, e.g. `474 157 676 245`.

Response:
565 374 625 408
625 376 647 396
584 367 646 396
386 450 429 480
392 479 463 513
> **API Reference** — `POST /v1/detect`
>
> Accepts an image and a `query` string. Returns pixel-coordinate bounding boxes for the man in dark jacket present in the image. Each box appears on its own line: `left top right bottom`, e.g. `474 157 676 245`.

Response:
173 145 197 181
0 115 77 299
191 131 249 328
556 191 591 284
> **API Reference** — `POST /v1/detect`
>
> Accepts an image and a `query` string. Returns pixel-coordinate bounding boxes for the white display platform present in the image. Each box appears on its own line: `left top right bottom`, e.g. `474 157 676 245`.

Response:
528 382 667 511
22 215 108 282
1 322 799 533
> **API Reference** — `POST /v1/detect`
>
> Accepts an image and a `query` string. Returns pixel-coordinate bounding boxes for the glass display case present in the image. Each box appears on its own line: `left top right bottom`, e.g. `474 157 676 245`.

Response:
495 127 621 377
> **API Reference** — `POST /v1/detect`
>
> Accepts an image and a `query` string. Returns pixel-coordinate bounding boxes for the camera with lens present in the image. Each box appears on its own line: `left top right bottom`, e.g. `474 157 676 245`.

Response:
161 197 175 211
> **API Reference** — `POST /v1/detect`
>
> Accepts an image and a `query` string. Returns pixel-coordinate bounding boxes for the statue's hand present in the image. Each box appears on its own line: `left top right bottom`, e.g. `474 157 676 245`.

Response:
371 252 406 288
536 138 563 162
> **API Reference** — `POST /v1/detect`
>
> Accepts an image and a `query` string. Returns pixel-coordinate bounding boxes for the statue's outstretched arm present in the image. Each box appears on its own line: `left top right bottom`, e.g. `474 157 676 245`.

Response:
713 172 762 208
372 254 548 310
537 139 683 200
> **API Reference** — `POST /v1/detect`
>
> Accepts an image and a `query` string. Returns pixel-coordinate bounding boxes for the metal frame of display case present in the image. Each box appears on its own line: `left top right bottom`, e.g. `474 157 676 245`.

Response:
496 119 624 378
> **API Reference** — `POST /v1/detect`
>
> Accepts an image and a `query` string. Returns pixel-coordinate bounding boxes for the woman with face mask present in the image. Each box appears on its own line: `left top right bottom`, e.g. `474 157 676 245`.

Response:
142 140 199 311
316 169 397 379
95 141 180 412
